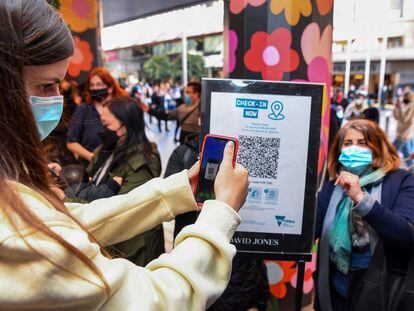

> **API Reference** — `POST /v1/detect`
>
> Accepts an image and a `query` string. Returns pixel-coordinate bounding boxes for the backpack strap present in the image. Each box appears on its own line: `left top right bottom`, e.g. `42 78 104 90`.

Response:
179 105 198 126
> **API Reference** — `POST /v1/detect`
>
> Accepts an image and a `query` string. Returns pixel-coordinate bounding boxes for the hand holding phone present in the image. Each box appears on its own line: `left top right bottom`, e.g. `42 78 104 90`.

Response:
214 141 249 212
194 134 248 211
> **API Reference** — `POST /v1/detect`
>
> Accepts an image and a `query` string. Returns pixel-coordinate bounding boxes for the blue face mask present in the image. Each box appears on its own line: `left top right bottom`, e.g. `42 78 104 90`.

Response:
29 95 63 140
184 94 191 105
339 145 373 175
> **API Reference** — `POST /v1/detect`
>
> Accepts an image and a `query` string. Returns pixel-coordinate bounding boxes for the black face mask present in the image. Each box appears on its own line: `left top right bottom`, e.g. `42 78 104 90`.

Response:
99 128 119 150
403 98 410 104
90 88 109 102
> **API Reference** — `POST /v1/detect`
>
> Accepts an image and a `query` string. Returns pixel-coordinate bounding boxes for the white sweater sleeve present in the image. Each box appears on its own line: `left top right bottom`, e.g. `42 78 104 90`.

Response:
104 200 241 310
0 199 241 310
65 171 198 245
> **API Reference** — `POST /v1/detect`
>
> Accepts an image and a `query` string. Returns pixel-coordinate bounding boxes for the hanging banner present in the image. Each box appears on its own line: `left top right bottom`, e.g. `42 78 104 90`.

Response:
201 78 325 260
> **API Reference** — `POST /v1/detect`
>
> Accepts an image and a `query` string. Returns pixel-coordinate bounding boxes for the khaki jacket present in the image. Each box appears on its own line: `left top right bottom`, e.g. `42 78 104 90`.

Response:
0 171 240 310
170 101 200 133
87 142 164 267
88 142 161 195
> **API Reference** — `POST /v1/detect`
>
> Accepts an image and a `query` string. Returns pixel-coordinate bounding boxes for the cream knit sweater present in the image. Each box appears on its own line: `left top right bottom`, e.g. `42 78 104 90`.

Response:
0 171 240 310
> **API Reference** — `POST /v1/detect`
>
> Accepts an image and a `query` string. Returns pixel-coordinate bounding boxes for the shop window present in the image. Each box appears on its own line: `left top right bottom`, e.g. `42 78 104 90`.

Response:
387 36 403 48
153 42 182 55
132 46 151 57
389 0 403 17
196 38 204 52
204 35 222 54
187 39 197 52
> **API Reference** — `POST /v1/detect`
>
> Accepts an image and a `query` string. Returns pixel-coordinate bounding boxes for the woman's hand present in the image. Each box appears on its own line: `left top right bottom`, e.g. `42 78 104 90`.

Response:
113 176 123 186
48 162 62 176
187 160 200 190
335 171 365 204
214 141 249 212
86 151 94 162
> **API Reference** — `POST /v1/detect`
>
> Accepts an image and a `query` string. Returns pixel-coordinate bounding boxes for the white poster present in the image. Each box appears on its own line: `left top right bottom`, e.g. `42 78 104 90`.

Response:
210 92 312 235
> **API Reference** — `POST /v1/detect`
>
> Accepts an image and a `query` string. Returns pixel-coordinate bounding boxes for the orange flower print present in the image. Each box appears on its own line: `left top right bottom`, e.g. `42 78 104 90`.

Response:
59 0 98 33
316 0 333 16
265 260 297 299
230 0 267 15
68 36 93 78
290 252 317 294
270 0 312 26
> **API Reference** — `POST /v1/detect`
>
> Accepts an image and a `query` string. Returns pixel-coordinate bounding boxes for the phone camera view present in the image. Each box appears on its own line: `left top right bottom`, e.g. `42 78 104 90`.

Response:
196 137 232 203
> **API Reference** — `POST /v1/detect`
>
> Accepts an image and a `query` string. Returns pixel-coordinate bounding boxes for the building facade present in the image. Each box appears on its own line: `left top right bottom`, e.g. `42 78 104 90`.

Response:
332 0 414 102
102 1 224 85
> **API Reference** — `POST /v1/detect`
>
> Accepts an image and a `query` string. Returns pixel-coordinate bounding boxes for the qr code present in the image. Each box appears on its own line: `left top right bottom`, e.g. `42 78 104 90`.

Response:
238 135 280 179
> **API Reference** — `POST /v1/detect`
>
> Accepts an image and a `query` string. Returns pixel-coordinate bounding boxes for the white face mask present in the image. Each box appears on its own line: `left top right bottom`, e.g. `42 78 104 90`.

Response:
29 95 63 140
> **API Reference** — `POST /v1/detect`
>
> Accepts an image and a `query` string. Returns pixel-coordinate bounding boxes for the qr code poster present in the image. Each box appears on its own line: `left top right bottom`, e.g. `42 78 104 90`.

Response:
201 79 323 259
238 135 281 179
209 91 312 236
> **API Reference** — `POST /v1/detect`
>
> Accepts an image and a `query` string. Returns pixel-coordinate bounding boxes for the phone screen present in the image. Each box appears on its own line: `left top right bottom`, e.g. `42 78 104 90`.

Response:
195 136 236 203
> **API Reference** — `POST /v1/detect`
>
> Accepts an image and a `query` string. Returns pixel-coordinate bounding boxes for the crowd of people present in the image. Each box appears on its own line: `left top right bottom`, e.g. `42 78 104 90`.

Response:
330 88 414 169
1 1 414 310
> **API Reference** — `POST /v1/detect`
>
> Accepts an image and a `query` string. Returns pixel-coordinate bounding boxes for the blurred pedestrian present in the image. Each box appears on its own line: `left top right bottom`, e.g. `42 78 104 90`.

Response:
151 83 169 132
393 91 414 167
343 90 367 125
67 67 127 165
174 97 185 143
363 95 380 124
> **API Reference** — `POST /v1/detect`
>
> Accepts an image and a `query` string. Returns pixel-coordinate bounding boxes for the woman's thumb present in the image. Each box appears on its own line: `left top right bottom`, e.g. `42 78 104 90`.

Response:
222 141 235 167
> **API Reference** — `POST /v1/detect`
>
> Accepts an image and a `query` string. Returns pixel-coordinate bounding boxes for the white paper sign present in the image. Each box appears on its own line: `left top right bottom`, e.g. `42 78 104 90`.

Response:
210 92 312 235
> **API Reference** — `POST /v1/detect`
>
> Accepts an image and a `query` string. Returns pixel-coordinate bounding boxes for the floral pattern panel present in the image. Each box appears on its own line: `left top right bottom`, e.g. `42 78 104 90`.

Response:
49 0 100 83
224 0 333 310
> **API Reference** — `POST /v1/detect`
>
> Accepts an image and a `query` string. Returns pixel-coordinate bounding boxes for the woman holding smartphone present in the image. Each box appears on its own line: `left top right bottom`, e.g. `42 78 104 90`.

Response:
0 1 249 309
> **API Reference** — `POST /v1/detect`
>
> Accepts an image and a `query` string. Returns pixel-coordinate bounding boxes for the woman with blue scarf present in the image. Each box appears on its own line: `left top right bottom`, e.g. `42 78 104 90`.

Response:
315 119 414 311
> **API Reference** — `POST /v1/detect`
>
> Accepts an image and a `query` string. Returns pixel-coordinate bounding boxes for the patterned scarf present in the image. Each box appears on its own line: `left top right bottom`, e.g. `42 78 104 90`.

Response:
328 168 385 274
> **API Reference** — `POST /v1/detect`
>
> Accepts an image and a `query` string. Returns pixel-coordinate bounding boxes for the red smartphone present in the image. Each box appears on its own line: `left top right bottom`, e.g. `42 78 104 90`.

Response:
194 134 239 205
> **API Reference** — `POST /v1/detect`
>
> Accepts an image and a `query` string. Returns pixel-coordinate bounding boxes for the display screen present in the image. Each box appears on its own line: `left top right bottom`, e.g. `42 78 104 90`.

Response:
195 136 235 203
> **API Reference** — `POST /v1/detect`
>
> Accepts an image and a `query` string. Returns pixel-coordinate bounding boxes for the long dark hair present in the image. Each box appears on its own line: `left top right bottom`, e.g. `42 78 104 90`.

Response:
0 0 109 294
106 96 154 159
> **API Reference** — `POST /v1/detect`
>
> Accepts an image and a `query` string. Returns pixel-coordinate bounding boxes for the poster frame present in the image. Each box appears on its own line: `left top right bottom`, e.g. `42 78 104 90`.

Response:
200 78 325 261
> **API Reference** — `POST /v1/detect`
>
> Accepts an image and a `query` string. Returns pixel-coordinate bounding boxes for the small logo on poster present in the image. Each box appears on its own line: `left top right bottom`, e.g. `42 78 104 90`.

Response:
248 187 262 201
264 188 278 202
275 215 295 227
268 101 285 121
